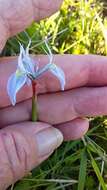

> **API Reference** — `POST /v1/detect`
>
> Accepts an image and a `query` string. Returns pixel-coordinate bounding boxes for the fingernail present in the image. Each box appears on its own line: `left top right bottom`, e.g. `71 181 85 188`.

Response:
36 127 63 157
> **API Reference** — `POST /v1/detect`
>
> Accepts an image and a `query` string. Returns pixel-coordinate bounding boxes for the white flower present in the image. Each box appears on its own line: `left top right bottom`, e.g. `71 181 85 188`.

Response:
7 41 65 105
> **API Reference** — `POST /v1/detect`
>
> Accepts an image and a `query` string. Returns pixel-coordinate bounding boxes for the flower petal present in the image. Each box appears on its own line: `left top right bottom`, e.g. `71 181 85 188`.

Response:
44 41 53 63
23 55 35 76
7 73 27 105
18 42 35 76
18 44 26 73
49 64 65 90
35 63 52 78
26 39 31 56
26 77 31 86
24 40 35 75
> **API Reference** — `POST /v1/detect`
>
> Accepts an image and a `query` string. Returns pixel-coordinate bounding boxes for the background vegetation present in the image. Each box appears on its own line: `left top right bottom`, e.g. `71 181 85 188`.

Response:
6 0 107 189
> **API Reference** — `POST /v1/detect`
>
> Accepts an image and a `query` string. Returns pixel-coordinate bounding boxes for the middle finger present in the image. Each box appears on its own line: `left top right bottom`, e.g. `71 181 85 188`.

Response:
0 86 107 127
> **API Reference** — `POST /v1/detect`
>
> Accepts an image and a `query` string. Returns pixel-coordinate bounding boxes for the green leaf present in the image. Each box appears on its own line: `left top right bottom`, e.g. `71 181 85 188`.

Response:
65 150 81 164
88 151 106 190
13 180 32 190
77 148 87 190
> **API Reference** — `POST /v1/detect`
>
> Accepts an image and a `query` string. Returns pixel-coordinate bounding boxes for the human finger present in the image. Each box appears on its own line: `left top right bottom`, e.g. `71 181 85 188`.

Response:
0 0 63 50
0 87 107 127
0 122 63 190
56 118 89 141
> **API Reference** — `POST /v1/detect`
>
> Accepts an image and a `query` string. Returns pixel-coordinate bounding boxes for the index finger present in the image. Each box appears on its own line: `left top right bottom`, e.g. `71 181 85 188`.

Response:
1 54 107 107
0 0 63 50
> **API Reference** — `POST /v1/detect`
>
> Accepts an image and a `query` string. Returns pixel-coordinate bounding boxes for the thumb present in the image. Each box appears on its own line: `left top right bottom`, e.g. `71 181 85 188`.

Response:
0 122 63 190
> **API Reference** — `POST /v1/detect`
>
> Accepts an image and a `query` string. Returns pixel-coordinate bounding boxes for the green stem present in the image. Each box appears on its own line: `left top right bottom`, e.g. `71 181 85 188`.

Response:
31 94 38 122
31 81 38 122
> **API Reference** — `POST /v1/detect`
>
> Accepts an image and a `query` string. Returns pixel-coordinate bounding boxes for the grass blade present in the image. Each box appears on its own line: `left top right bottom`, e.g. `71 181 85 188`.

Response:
88 151 106 190
77 148 87 190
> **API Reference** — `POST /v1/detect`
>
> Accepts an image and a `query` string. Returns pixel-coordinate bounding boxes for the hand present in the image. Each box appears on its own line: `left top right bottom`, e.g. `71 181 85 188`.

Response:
0 1 63 189
0 0 107 189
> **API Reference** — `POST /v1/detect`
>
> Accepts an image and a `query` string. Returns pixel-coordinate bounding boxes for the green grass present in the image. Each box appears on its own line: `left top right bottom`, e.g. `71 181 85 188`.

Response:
5 0 107 189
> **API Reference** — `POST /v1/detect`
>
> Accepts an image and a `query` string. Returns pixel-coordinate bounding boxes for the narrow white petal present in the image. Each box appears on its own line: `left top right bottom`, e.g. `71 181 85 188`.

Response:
24 41 35 75
35 60 39 72
44 41 53 63
49 64 65 90
23 56 35 75
18 44 26 73
24 40 35 75
18 42 35 76
26 40 31 56
26 77 31 86
7 73 27 105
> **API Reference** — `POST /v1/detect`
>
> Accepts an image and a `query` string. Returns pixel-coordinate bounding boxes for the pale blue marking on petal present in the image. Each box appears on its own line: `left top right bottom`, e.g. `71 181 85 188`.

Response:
7 73 27 105
23 56 35 76
49 64 65 90
34 63 52 78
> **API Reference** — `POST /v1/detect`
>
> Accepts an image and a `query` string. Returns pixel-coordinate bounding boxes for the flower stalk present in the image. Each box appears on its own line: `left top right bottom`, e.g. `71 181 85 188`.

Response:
31 81 38 122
